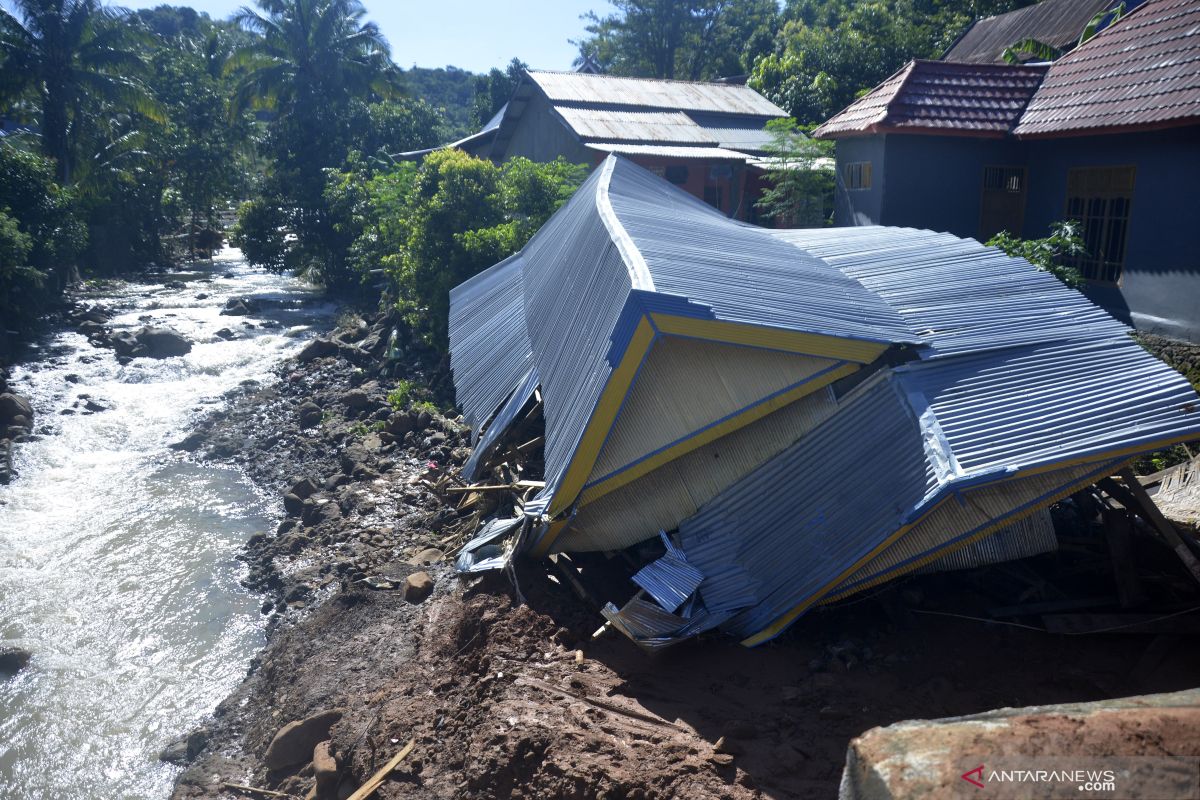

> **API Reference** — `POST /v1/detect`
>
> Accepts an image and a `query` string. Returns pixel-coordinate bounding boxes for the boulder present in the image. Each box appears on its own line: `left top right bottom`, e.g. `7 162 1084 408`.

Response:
214 328 237 341
0 393 33 426
169 431 206 452
297 337 339 362
297 401 323 428
403 571 434 603
77 320 105 336
290 477 319 499
283 493 305 516
386 412 414 436
342 390 370 411
135 327 192 358
263 710 343 771
0 646 31 676
220 297 259 316
313 740 339 797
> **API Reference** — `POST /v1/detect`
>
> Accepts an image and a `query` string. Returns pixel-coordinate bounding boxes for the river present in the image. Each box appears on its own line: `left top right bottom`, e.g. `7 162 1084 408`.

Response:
0 249 336 800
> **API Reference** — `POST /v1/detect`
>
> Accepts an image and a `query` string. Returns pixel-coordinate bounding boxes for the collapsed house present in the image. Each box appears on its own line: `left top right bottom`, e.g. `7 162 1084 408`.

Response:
448 154 1200 649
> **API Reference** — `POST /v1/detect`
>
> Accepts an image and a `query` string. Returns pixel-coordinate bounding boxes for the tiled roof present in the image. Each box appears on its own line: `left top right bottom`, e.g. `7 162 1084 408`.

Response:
813 60 1047 139
943 0 1118 64
1014 0 1200 136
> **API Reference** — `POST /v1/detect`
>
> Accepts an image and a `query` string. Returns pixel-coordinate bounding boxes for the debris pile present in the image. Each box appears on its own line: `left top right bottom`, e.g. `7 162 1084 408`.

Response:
448 154 1200 649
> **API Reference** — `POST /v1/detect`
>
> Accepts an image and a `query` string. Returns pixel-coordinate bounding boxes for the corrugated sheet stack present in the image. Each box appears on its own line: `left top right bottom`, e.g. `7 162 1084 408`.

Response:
449 154 1200 648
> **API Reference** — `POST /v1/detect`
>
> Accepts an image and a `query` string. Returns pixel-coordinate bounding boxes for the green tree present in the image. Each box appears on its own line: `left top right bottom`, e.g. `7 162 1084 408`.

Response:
0 0 161 184
472 57 525 126
326 149 586 345
987 220 1086 288
754 118 833 227
227 0 402 286
577 0 777 80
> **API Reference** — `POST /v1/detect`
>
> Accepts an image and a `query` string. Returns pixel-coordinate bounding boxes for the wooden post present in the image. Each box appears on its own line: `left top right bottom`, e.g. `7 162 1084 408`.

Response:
1102 470 1200 588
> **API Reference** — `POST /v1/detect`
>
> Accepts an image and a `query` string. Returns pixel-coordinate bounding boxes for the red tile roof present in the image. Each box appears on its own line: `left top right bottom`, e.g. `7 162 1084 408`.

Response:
1014 0 1200 137
813 61 1048 139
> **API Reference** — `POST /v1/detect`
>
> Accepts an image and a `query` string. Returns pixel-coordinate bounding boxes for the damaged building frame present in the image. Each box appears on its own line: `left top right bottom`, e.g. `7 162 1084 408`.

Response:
448 154 1200 650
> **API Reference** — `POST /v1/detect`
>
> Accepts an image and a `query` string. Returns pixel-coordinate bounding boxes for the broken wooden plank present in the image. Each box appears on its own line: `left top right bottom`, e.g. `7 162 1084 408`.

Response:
1105 470 1200 587
345 738 416 800
445 480 545 494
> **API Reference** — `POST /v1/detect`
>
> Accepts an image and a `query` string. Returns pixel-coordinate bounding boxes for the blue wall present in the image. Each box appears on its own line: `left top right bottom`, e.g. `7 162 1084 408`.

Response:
831 126 1200 342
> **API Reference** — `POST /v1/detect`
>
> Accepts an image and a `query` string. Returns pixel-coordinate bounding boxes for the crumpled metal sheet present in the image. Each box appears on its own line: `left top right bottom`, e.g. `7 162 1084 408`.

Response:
455 516 525 574
631 532 703 612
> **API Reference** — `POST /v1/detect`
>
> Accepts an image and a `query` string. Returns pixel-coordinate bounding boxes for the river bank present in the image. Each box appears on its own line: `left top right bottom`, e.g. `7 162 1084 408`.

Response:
170 312 1200 800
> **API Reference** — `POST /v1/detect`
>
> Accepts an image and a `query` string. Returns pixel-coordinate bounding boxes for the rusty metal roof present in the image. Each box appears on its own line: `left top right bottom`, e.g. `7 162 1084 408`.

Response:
1014 0 1200 137
526 70 786 117
943 0 1119 64
813 60 1047 139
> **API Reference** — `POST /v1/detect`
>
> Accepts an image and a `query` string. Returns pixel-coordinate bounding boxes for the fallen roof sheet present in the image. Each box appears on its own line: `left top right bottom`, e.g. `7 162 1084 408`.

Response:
943 0 1118 64
448 154 1200 648
813 60 1047 139
1014 0 1200 137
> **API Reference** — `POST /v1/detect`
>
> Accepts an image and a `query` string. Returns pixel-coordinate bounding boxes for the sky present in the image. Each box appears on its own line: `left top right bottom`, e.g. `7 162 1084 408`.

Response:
115 0 613 74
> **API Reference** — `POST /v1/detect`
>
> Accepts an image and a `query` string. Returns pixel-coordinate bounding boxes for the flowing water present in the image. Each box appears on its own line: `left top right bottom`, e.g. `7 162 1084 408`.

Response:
0 249 336 799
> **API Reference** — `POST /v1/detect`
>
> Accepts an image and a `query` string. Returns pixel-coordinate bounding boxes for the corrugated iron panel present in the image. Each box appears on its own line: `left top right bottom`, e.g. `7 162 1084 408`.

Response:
1016 0 1200 136
917 509 1057 574
585 142 754 160
944 0 1117 64
769 226 1128 358
555 107 718 144
632 533 704 611
447 252 533 437
528 70 786 117
455 516 525 573
460 366 538 482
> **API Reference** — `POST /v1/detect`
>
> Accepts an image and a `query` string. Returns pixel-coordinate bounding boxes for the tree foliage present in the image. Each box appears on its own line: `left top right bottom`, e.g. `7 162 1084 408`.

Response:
576 0 778 80
754 119 833 227
326 149 586 345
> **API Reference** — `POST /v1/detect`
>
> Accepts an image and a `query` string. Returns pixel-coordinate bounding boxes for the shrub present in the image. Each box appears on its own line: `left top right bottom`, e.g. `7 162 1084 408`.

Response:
987 221 1086 288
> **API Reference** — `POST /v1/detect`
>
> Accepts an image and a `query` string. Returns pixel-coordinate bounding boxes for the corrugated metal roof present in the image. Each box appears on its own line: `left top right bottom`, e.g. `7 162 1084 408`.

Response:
555 107 719 144
585 142 756 161
767 226 1128 357
1014 0 1200 136
813 60 1047 139
527 70 787 116
944 0 1118 64
447 154 1200 648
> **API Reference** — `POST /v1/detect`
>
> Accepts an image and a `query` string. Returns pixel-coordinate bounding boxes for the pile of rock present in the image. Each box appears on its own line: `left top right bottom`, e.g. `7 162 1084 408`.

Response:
0 380 34 485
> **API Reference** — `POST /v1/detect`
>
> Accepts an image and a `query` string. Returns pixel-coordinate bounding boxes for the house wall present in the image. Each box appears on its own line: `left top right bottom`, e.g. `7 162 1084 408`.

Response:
1023 126 1200 341
500 93 593 164
832 137 886 226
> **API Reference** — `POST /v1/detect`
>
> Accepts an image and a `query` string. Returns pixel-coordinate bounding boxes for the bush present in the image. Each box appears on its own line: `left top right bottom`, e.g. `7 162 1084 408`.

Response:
987 221 1086 288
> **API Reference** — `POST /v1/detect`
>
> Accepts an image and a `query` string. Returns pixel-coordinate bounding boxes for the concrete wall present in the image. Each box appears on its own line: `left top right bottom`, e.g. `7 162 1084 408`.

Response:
881 134 1025 239
1023 127 1200 341
833 137 886 227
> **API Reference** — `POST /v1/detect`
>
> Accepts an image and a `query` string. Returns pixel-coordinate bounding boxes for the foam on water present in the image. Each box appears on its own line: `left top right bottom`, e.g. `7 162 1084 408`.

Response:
0 250 335 799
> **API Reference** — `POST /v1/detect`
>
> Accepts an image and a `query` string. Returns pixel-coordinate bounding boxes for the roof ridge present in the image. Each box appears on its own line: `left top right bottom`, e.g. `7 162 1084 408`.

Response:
526 68 759 89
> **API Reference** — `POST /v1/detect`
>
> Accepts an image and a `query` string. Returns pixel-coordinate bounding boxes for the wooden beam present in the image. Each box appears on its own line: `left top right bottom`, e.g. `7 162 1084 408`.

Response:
1103 506 1146 608
345 739 416 800
1100 473 1200 588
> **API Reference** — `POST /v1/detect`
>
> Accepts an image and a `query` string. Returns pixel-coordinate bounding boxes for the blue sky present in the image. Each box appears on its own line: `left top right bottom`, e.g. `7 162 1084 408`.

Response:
115 0 613 73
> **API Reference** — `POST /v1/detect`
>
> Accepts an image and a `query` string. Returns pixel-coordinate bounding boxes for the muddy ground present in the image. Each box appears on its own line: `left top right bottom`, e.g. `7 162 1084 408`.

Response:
170 315 1200 800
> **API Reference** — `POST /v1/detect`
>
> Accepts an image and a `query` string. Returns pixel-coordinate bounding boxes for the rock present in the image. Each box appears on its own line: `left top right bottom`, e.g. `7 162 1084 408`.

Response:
297 401 323 428
409 548 444 566
64 373 81 384
164 280 187 290
283 493 305 516
82 399 108 413
403 571 434 603
264 710 343 771
220 297 259 316
169 431 206 452
0 393 33 426
386 412 414 436
290 477 319 499
343 390 370 411
0 646 31 676
77 320 105 336
119 327 192 358
214 327 237 340
297 338 339 362
313 740 338 795
159 728 208 764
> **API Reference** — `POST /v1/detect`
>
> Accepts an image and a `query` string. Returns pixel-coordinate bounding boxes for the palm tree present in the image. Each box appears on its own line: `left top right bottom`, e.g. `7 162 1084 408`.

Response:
0 0 160 184
226 0 399 121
